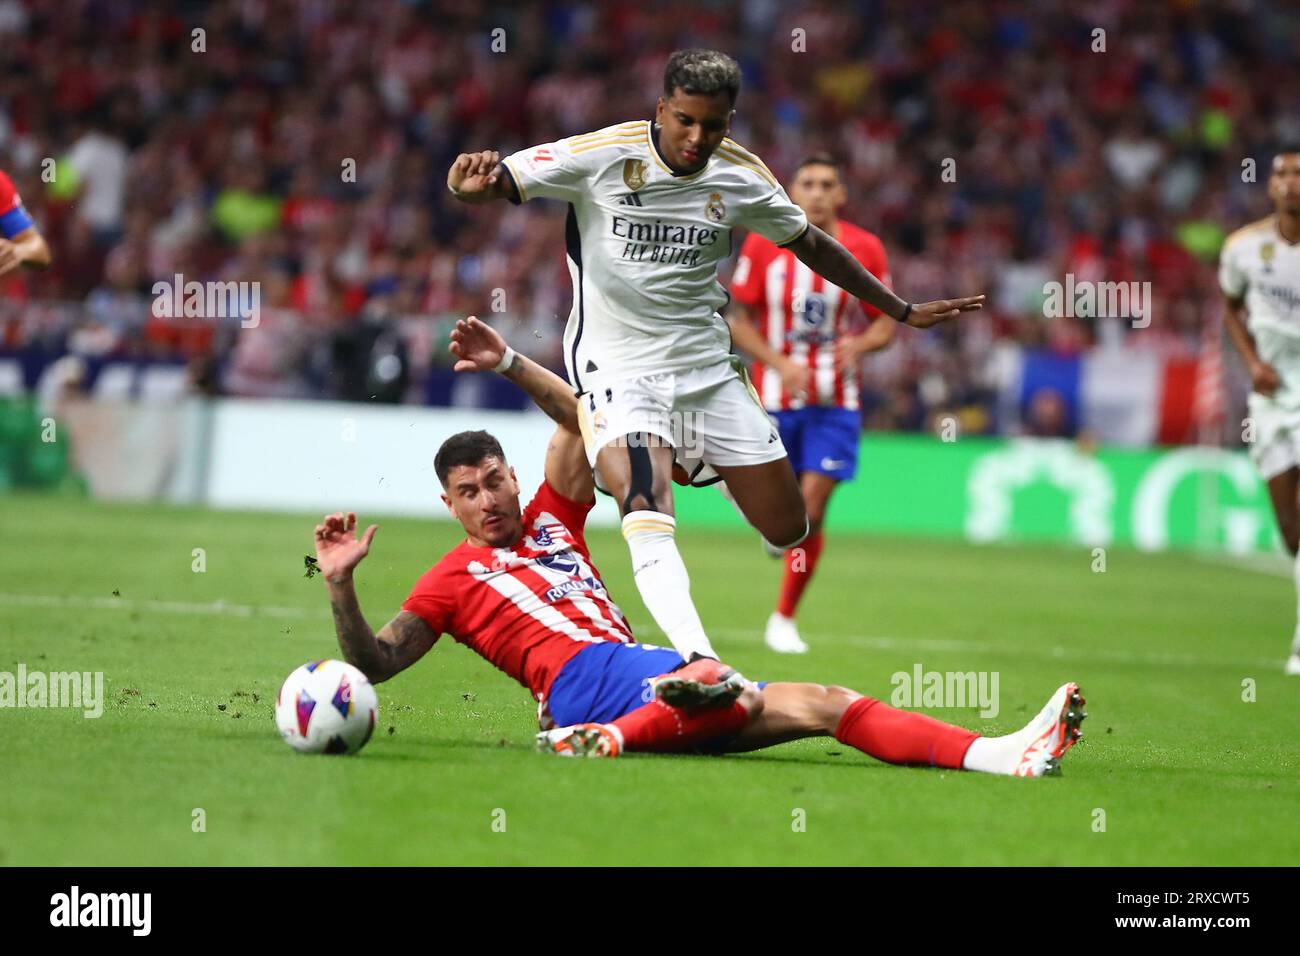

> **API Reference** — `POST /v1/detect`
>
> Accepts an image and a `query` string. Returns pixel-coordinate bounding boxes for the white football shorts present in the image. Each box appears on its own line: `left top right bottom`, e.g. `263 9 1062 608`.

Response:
1247 392 1300 481
575 356 788 487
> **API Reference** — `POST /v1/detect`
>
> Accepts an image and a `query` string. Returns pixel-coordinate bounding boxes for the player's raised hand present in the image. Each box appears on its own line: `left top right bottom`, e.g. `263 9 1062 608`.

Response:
447 150 502 198
904 295 986 329
449 316 508 373
313 511 378 585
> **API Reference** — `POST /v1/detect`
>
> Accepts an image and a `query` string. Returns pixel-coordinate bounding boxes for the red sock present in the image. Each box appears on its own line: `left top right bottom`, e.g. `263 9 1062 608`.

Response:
834 696 977 769
777 530 824 618
612 699 750 752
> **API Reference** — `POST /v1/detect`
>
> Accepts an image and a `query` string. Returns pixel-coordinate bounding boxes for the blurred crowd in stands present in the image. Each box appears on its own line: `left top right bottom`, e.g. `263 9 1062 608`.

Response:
1 0 1297 438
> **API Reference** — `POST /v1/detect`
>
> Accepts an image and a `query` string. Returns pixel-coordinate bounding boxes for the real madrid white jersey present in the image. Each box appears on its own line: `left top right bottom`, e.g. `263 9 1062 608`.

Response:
1220 216 1300 408
502 120 809 390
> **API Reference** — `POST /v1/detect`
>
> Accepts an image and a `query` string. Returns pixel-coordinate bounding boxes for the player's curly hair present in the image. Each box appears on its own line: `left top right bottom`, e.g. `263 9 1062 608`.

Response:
663 49 742 105
435 430 506 487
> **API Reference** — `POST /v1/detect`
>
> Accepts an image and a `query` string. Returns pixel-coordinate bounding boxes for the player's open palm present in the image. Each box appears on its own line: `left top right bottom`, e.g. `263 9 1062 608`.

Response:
905 295 986 328
450 316 507 373
314 512 378 583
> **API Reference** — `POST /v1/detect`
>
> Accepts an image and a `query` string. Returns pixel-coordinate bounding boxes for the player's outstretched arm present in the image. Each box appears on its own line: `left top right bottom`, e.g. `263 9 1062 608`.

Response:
314 511 437 682
449 315 594 502
786 224 985 328
450 316 578 432
0 225 51 277
446 150 518 204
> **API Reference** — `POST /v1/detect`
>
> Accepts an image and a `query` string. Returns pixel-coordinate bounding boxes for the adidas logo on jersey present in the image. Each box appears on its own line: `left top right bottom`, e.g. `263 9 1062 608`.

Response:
617 193 644 207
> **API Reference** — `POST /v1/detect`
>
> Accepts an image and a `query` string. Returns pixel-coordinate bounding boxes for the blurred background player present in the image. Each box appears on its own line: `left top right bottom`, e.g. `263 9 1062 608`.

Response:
1220 146 1300 674
446 49 983 664
729 154 895 653
0 167 51 279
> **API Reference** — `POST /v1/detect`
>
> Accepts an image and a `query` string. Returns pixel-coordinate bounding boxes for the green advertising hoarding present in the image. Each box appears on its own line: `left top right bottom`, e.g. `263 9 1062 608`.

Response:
675 434 1280 555
0 398 76 493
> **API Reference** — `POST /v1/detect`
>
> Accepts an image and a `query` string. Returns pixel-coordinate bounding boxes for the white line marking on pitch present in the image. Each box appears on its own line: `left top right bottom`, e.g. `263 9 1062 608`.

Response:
0 592 328 620
3 595 1278 670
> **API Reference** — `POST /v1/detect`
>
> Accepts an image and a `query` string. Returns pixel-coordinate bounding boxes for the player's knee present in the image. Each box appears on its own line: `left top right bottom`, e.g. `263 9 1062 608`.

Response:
820 685 863 733
764 512 810 549
739 683 765 719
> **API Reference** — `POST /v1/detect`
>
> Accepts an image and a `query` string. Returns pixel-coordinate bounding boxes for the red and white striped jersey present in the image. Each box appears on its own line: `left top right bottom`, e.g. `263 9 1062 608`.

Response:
402 481 633 702
730 219 890 411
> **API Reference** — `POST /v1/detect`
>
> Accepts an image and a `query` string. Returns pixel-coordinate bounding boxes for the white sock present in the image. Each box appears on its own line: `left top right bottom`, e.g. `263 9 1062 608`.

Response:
961 730 1028 776
621 511 718 660
1291 550 1300 657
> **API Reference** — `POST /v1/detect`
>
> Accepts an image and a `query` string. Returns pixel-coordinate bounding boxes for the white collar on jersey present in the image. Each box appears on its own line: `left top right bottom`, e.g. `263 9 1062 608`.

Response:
650 121 704 178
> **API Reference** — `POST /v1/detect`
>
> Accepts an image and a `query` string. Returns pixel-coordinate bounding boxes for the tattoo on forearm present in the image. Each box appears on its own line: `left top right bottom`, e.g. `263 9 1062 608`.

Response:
505 359 577 428
327 582 382 676
375 613 437 676
534 386 571 423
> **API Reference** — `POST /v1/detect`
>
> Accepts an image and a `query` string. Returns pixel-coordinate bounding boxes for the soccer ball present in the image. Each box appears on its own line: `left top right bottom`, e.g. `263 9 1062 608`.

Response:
275 660 379 755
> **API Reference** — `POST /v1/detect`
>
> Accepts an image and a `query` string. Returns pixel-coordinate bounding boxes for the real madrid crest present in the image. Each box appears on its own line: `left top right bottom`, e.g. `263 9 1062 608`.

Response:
623 159 647 192
705 192 726 223
1261 242 1275 273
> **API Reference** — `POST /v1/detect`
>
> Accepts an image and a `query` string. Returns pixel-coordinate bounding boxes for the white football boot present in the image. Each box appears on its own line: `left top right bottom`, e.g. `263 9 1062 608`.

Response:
764 611 810 654
1284 653 1300 676
1010 682 1087 777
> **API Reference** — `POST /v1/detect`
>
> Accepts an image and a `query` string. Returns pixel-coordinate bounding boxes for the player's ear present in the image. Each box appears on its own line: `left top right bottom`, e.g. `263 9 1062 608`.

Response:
440 492 455 516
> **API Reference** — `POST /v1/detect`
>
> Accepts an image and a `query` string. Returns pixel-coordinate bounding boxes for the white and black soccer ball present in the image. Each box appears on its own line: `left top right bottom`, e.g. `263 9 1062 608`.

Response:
275 660 379 755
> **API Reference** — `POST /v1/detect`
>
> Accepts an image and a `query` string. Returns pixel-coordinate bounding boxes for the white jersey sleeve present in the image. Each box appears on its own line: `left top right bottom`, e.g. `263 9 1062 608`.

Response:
501 138 591 204
734 179 809 247
1218 238 1247 299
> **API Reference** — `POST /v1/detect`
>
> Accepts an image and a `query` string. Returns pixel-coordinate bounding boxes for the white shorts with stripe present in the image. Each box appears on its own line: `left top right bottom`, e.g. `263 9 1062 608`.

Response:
576 356 788 488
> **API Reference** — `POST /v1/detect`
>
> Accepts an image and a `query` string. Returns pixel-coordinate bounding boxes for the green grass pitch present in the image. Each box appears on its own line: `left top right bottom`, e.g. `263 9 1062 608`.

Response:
2 493 1297 866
